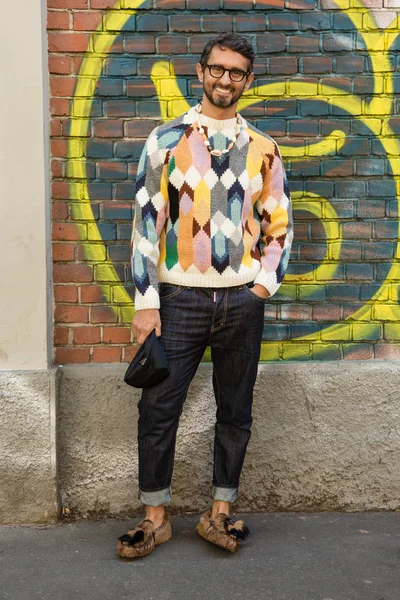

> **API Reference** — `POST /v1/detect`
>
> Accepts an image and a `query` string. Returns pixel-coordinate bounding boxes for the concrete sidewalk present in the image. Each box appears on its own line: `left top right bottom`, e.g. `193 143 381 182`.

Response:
1 513 399 600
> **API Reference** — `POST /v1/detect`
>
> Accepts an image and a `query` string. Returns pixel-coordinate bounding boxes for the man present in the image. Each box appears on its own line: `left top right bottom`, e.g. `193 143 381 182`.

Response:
117 32 293 558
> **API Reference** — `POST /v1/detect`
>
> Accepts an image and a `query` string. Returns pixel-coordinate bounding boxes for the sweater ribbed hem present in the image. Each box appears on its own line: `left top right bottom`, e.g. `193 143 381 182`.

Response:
134 263 284 310
158 263 261 289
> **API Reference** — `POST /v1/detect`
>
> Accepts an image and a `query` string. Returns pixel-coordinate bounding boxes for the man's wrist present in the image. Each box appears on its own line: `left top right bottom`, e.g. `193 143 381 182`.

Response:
252 283 270 299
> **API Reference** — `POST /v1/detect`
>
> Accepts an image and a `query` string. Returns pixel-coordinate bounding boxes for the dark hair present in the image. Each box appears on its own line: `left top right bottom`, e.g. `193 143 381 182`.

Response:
199 33 255 73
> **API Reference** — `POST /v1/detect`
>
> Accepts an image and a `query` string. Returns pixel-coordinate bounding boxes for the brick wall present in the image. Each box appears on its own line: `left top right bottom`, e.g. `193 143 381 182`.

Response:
48 0 400 364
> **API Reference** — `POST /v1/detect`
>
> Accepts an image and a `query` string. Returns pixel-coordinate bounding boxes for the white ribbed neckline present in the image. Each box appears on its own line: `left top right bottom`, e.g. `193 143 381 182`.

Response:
198 112 238 130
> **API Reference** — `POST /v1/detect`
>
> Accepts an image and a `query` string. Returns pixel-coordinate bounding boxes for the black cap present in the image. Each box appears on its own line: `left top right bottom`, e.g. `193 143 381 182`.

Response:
124 330 170 388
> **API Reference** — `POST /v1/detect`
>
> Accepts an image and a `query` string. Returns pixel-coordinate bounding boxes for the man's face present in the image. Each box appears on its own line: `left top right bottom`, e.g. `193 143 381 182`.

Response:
196 46 254 110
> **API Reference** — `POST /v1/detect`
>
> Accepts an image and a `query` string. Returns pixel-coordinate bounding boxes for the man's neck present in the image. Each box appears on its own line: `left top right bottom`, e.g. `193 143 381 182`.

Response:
200 96 238 120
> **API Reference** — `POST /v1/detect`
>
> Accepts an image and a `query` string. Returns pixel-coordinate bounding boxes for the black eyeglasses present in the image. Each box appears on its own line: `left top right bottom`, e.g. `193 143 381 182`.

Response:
206 64 250 83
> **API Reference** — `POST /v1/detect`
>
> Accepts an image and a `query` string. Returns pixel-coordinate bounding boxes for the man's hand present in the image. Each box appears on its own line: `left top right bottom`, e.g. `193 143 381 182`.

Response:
251 284 270 300
132 309 161 345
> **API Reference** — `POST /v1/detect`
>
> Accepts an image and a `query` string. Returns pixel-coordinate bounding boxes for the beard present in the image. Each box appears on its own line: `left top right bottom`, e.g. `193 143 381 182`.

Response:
203 80 245 109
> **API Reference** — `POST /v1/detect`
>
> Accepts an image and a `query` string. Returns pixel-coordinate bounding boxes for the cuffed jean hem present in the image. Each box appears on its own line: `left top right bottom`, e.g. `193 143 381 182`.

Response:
139 487 171 507
212 486 238 503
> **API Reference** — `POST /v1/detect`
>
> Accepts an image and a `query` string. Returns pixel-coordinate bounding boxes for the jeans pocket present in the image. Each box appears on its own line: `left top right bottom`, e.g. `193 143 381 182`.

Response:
243 284 266 304
159 283 185 300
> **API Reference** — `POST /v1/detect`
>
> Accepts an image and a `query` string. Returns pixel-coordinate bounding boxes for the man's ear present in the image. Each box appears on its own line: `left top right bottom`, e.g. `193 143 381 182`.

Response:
244 72 254 92
196 63 204 83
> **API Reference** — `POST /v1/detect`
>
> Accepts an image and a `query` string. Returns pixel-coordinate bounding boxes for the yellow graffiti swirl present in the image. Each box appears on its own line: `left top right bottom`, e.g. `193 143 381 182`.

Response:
68 0 400 359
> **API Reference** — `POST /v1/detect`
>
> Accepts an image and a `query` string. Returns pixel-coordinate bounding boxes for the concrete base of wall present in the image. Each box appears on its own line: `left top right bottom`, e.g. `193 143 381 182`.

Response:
0 370 59 524
58 362 400 517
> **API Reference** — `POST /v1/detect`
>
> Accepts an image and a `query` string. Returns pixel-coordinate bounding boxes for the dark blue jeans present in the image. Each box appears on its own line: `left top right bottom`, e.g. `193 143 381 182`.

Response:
137 283 265 507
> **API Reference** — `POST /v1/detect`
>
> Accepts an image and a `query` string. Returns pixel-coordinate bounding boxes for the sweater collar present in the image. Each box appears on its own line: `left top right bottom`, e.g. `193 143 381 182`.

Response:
187 105 243 132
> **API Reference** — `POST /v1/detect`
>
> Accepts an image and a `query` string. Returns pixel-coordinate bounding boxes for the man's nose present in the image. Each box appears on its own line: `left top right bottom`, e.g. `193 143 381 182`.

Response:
219 70 232 85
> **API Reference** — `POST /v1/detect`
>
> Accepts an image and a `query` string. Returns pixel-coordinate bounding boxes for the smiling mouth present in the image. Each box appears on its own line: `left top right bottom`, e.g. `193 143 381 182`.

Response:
214 86 233 95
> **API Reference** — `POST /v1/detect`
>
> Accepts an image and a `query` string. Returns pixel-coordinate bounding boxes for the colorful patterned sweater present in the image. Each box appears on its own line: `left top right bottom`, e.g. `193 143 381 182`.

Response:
131 105 293 310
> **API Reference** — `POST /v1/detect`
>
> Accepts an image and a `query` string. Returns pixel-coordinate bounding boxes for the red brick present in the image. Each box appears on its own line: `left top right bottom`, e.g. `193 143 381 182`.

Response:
97 161 127 180
53 243 75 261
50 98 70 116
52 202 68 220
286 0 315 7
103 327 131 344
48 32 90 53
72 56 84 75
90 0 116 6
52 181 70 199
54 285 79 303
153 0 185 6
54 305 89 323
93 347 122 362
123 345 140 362
374 344 400 359
73 326 101 344
93 34 123 53
288 35 319 53
76 245 94 262
49 0 88 8
50 118 63 136
73 11 102 31
53 223 80 241
125 82 155 98
324 161 353 177
269 56 298 75
51 139 68 157
124 119 158 138
54 326 69 345
343 344 373 360
293 223 308 240
157 36 188 54
125 36 155 54
312 305 342 321
321 77 351 92
53 263 93 283
189 35 214 54
128 163 138 178
47 11 70 30
255 0 283 6
342 305 366 320
91 306 118 323
302 56 332 74
80 285 106 303
54 347 90 364
299 243 326 260
93 119 124 138
48 55 72 74
342 222 372 239
223 0 250 7
280 304 311 320
51 160 64 178
50 76 77 97
60 117 89 136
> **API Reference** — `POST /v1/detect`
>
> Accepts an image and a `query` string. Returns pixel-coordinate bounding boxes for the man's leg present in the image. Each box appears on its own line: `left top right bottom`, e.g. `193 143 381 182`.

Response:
196 284 264 552
138 285 211 502
211 284 265 505
118 285 211 558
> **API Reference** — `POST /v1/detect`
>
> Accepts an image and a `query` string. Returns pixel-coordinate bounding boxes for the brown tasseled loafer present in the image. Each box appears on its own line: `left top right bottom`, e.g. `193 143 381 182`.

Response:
196 510 249 553
116 515 172 559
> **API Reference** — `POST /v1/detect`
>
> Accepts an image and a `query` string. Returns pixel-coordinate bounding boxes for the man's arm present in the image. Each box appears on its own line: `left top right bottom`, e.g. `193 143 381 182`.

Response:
130 130 169 341
253 142 293 298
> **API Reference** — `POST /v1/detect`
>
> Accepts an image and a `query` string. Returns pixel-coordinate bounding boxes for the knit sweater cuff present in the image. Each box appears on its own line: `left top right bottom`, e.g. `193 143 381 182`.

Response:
134 285 160 311
254 271 281 298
